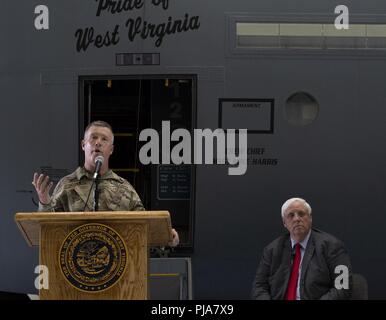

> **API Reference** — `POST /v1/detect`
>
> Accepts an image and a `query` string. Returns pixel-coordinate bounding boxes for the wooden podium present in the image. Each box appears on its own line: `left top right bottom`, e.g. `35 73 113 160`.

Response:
14 211 173 300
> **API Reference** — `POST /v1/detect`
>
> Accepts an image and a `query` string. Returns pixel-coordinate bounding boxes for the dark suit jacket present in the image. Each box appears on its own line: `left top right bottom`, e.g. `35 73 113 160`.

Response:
251 228 352 300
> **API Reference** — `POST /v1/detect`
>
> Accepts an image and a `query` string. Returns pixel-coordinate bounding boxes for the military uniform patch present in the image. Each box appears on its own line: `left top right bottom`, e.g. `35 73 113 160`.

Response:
59 223 127 292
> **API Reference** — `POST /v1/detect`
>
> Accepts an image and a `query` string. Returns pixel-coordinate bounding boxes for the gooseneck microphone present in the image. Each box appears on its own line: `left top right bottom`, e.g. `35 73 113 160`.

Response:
83 155 105 212
93 155 104 180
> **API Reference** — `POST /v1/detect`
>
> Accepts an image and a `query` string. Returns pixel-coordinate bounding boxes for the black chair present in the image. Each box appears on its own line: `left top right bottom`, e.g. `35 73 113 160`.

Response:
351 273 368 300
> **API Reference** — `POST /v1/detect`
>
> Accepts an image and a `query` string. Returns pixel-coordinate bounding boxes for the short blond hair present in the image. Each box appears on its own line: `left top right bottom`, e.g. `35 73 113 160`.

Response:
84 120 114 143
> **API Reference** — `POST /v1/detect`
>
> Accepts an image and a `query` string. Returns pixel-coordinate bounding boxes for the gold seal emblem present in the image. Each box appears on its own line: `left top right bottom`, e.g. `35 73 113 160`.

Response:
59 223 127 292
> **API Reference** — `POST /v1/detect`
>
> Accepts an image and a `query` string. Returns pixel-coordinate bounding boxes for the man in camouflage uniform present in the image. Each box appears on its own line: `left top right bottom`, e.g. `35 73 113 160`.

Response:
32 120 179 246
36 167 145 212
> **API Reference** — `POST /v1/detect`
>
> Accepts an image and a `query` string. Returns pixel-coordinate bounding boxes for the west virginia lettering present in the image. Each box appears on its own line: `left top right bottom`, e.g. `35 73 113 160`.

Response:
125 14 200 47
74 13 200 52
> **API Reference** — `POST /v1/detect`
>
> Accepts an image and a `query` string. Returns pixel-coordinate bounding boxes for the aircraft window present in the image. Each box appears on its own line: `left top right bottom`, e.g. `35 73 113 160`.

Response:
284 92 319 126
235 22 386 50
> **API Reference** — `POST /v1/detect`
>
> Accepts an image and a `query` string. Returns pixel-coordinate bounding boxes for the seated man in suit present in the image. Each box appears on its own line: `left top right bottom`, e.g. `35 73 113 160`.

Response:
251 197 352 300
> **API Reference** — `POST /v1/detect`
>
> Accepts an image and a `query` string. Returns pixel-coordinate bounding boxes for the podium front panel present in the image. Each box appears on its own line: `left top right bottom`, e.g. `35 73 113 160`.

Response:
39 221 149 300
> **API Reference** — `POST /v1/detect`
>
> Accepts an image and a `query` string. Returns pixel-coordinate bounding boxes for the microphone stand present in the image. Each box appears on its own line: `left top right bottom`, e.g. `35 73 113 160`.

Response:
83 157 104 212
93 174 100 212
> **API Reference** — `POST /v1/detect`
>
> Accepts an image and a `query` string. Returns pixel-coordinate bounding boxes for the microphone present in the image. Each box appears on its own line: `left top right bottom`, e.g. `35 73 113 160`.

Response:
93 155 104 179
83 155 104 212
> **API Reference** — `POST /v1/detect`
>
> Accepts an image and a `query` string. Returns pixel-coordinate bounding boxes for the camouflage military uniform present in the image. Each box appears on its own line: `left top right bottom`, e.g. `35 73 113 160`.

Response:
38 167 145 212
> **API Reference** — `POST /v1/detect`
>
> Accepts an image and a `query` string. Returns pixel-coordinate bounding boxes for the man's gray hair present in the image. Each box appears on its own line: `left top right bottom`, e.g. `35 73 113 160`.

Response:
281 197 312 218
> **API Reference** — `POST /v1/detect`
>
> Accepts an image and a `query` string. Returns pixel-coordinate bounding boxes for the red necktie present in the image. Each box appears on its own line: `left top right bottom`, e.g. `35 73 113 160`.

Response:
285 243 301 300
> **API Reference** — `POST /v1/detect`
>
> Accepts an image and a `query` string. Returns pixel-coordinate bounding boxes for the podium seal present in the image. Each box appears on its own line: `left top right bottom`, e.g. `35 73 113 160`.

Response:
59 223 127 292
